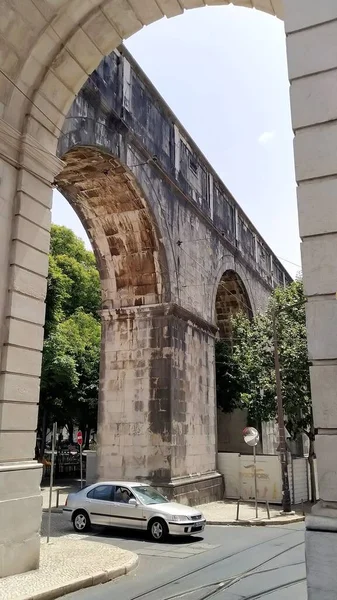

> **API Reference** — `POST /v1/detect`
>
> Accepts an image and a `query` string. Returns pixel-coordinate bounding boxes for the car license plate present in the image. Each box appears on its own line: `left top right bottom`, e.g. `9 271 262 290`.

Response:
192 523 203 531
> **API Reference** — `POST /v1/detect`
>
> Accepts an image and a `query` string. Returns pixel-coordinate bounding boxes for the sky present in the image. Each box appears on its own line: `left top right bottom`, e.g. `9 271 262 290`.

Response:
52 5 301 278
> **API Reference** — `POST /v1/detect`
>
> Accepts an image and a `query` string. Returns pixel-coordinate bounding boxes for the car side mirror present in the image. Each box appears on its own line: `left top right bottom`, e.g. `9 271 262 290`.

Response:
128 498 138 506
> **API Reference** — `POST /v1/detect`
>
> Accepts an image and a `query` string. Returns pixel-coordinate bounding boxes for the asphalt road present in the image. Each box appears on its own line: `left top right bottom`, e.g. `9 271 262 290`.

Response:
64 523 307 600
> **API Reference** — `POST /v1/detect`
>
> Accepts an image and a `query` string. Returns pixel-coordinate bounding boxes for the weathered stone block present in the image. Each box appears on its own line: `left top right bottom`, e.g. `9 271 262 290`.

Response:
0 401 38 431
1 345 42 377
287 20 337 81
0 372 40 404
6 318 44 351
11 240 49 278
9 265 47 301
297 178 337 238
310 365 337 429
0 431 36 462
306 527 337 600
315 435 337 501
306 300 337 361
301 234 337 296
6 291 46 326
294 122 337 182
291 70 337 130
284 0 337 33
13 215 50 254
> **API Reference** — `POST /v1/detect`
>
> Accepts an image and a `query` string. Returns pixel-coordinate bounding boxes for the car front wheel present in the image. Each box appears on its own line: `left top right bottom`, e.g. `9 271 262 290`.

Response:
73 510 91 533
149 518 168 542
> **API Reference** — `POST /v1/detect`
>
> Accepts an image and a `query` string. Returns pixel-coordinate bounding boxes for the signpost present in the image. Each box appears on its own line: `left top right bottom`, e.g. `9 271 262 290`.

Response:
77 431 83 489
243 426 260 518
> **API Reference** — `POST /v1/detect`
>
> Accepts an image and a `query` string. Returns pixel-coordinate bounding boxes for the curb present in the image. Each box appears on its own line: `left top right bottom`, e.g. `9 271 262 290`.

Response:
23 554 139 600
206 516 305 527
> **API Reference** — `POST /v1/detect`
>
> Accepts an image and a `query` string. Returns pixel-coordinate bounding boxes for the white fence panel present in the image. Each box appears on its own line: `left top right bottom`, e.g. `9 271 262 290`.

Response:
218 452 310 505
218 452 240 498
218 452 282 503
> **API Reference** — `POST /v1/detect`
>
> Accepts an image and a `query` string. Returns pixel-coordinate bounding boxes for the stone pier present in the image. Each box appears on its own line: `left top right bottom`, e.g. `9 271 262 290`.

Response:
97 304 223 505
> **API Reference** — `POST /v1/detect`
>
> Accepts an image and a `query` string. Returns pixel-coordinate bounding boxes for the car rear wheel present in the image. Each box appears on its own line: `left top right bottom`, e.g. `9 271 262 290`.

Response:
73 510 91 533
149 518 168 542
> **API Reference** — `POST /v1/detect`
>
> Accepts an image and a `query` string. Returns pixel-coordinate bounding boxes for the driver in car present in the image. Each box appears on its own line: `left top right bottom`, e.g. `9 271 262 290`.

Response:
121 489 131 503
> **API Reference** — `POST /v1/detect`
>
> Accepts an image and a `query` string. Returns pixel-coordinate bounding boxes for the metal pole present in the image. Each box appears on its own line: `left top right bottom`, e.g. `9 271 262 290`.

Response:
253 444 258 519
80 443 83 490
272 307 292 513
47 421 57 543
236 499 240 521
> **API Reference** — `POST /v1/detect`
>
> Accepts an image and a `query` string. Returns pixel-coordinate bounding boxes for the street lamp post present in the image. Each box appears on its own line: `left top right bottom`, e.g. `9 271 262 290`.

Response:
271 306 292 513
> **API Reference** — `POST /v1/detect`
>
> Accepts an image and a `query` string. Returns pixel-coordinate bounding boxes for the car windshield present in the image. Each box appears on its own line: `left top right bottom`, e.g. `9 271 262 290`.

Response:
132 486 169 505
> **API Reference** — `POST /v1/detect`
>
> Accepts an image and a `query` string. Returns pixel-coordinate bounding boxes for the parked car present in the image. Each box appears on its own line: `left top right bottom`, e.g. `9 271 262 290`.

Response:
63 481 206 542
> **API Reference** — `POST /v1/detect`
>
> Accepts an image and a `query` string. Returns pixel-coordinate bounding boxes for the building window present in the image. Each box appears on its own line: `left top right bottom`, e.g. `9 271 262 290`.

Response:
189 156 198 176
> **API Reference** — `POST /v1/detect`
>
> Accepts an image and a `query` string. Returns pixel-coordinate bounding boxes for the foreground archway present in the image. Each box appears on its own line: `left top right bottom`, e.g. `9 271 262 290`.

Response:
0 2 336 595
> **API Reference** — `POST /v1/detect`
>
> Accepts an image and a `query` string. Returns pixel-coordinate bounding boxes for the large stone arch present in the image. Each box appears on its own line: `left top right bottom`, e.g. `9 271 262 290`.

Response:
54 144 180 492
55 145 172 309
0 2 336 595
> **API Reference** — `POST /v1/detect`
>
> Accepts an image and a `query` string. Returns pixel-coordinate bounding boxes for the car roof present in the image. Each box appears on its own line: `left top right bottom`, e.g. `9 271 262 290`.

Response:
88 481 150 488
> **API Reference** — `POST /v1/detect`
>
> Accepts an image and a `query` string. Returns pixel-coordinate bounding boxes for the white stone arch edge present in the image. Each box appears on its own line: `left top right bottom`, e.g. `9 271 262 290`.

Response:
6 0 284 151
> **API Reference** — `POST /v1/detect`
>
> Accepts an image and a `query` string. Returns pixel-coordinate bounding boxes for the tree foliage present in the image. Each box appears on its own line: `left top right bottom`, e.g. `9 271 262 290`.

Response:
38 225 101 450
216 280 312 439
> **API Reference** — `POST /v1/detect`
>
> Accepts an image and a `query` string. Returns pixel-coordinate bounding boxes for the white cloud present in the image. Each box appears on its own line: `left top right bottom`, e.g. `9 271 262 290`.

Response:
258 131 276 145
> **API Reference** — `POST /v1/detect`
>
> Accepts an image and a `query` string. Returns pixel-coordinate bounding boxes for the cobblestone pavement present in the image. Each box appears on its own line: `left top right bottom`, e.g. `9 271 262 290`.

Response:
0 512 138 600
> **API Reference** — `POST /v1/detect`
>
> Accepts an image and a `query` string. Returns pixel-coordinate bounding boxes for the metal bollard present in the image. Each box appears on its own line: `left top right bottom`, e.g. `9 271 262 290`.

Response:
266 500 270 520
56 489 60 508
236 499 240 521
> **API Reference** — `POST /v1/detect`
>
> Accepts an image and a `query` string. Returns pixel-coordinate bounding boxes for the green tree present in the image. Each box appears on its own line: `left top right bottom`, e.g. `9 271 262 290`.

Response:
40 309 101 448
38 225 101 455
45 225 100 335
215 279 315 500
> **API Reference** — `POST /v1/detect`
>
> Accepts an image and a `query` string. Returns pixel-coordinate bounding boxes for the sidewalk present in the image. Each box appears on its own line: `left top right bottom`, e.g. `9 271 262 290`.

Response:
0 512 138 600
196 499 309 526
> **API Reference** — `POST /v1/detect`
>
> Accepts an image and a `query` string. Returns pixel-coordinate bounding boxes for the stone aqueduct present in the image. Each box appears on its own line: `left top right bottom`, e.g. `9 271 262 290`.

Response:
56 44 289 500
0 1 336 597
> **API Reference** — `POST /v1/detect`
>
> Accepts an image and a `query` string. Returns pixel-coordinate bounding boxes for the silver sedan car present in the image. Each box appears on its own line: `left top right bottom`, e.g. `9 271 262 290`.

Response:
63 481 206 542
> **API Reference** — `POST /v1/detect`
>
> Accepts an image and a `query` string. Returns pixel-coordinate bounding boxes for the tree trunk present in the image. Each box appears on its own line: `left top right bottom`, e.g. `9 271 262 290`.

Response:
67 421 74 444
84 425 90 450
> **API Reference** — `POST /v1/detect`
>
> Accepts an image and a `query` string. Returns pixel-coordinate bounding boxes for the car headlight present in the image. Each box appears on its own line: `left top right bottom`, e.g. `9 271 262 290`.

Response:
170 515 190 522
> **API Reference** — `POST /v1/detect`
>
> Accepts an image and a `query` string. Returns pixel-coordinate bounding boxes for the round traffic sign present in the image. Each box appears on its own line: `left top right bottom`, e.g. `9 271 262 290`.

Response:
243 426 259 447
77 431 83 446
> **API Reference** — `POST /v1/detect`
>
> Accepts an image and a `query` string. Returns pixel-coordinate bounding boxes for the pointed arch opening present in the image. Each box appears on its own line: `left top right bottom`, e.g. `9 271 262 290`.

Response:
215 269 254 454
215 269 253 340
